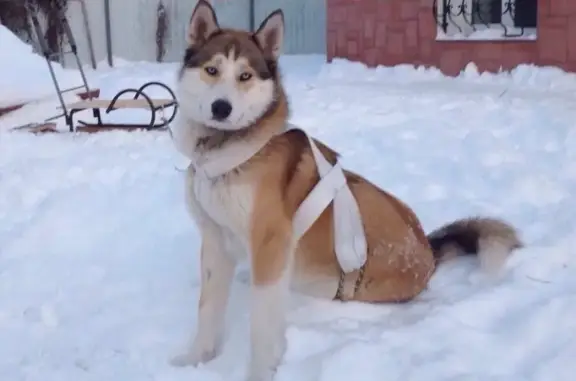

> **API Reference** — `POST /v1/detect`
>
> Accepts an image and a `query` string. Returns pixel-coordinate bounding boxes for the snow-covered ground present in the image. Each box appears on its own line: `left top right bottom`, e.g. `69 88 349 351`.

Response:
1 27 576 381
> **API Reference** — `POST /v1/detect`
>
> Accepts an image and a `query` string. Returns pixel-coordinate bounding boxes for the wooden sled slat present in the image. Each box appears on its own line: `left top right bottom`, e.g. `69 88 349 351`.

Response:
66 98 175 111
74 124 159 133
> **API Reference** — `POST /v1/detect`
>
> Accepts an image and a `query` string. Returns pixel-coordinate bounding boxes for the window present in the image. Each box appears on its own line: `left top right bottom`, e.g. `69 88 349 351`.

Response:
434 0 538 41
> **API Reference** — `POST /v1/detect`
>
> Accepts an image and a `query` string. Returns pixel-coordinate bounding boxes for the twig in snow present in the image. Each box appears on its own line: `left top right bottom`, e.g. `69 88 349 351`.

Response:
525 275 551 284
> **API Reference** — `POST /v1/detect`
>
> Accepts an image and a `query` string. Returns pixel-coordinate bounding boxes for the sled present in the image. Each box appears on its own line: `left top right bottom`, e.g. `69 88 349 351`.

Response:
64 81 178 133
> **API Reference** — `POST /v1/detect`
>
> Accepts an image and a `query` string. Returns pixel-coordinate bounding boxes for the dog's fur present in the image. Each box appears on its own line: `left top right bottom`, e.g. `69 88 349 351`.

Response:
170 2 524 380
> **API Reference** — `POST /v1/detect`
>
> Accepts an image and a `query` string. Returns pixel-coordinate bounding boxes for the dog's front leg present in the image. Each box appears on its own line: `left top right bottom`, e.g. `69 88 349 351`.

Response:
172 225 235 367
247 219 293 381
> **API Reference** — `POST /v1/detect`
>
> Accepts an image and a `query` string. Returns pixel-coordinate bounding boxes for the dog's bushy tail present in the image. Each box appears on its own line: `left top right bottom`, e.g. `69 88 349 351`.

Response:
427 217 523 274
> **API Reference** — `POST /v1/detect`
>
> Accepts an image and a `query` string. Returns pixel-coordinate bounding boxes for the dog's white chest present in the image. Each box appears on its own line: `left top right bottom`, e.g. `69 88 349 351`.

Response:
192 170 254 248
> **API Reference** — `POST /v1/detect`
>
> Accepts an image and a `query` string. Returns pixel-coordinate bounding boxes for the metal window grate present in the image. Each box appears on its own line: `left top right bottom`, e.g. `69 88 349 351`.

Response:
433 0 538 37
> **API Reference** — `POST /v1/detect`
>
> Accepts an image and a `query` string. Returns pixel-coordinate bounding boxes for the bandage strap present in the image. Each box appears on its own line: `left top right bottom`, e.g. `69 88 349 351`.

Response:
292 134 367 273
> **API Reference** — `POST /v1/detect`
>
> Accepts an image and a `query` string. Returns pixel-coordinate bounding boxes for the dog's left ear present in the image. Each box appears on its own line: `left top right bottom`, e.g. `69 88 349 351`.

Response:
254 9 284 59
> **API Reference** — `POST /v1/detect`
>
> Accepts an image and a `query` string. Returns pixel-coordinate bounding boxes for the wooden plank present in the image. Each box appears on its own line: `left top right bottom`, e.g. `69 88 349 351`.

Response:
75 124 167 133
0 103 26 118
10 122 59 134
67 98 175 110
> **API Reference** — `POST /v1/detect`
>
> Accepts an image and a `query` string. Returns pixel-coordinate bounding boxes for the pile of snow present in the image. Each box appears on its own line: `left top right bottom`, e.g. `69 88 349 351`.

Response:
319 57 576 94
0 24 81 107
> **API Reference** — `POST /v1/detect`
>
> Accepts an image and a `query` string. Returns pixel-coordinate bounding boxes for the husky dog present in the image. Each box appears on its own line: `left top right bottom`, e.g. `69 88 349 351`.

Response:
170 1 523 380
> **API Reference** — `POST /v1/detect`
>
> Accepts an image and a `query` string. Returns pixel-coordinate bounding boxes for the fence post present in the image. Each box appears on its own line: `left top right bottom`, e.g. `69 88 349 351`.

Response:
249 0 255 31
104 0 113 66
77 0 97 69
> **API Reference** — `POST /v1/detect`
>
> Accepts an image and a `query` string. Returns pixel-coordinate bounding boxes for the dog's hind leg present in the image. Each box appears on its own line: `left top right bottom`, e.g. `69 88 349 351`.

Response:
171 223 236 367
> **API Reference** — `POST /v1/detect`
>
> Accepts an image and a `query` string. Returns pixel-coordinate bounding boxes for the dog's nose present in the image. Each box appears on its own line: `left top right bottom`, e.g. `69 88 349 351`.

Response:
211 99 232 121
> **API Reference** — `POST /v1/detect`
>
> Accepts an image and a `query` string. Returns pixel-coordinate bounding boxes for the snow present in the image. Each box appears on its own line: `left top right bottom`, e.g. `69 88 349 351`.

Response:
1 25 576 381
0 25 88 108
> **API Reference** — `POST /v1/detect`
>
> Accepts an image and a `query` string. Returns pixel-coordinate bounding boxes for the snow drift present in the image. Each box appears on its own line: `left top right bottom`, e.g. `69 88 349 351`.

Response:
0 24 80 107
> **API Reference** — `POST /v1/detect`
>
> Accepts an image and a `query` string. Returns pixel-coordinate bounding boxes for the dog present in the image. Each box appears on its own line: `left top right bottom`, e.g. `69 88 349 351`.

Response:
169 1 523 380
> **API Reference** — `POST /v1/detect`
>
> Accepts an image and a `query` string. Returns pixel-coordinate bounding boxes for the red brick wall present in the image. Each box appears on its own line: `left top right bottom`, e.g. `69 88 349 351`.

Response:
326 0 576 76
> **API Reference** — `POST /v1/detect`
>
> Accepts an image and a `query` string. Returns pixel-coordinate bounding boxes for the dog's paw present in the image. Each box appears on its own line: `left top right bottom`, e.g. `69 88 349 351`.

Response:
245 367 278 381
170 353 198 367
169 347 219 368
245 337 285 381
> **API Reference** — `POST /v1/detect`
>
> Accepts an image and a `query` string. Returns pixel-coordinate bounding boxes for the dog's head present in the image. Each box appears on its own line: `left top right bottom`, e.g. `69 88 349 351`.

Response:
177 0 285 131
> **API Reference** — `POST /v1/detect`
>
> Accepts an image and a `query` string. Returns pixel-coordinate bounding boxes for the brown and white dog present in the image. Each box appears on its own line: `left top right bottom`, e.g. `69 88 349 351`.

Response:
169 1 523 380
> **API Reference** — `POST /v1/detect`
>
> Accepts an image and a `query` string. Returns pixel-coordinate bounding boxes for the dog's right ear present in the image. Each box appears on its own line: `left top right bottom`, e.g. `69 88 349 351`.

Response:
254 9 284 59
187 0 220 46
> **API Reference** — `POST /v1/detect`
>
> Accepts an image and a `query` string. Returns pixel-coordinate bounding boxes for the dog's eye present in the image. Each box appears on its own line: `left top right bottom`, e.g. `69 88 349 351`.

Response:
205 66 218 76
239 72 252 82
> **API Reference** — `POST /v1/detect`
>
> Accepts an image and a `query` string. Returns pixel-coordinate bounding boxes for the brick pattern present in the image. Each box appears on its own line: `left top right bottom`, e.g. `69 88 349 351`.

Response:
327 0 576 76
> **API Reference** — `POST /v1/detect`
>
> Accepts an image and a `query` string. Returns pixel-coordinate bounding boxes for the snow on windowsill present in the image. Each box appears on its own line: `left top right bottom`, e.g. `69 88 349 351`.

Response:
436 28 537 42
